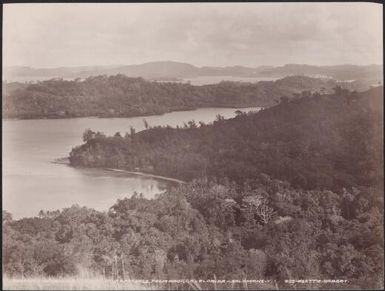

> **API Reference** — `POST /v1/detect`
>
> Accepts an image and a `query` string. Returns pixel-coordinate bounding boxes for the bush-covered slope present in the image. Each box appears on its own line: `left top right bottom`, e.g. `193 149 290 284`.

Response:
69 86 383 191
3 175 384 289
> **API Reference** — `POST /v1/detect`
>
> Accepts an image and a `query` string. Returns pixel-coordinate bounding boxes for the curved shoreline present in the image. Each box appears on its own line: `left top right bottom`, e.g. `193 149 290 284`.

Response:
105 168 186 184
3 106 263 121
52 157 185 184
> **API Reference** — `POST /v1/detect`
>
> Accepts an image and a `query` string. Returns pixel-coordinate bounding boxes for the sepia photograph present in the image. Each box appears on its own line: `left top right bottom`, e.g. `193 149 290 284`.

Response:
2 2 384 290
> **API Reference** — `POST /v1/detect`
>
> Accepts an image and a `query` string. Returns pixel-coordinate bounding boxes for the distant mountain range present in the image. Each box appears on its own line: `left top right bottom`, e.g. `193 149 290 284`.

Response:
3 61 382 82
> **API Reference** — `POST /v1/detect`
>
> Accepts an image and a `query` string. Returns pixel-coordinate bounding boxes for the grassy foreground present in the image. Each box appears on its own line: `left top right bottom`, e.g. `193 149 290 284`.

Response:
2 277 149 290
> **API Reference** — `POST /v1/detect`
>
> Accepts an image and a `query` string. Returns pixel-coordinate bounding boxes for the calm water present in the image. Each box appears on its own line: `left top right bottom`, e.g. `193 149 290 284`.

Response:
3 107 260 218
184 76 277 85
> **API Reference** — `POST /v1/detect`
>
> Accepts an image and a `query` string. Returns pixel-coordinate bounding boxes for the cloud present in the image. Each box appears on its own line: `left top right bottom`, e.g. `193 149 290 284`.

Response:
3 3 383 67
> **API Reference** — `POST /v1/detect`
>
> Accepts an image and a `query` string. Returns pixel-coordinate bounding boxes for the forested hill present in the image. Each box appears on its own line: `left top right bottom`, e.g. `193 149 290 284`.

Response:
69 86 383 191
5 86 384 288
3 74 363 119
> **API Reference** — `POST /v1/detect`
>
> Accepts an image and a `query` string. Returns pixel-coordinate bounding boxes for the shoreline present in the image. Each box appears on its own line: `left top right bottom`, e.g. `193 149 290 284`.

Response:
52 158 185 184
105 168 186 184
3 105 263 121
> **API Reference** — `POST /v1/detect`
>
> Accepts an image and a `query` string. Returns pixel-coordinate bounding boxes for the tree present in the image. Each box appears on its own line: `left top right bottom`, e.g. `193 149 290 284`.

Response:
257 204 275 225
82 129 95 143
235 110 244 116
143 119 149 129
266 219 322 280
2 211 12 225
95 131 106 139
215 114 225 122
130 126 136 136
187 120 197 128
241 195 275 225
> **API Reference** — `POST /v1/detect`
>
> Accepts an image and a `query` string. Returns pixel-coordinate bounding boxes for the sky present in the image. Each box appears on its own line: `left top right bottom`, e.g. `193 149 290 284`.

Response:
3 2 383 68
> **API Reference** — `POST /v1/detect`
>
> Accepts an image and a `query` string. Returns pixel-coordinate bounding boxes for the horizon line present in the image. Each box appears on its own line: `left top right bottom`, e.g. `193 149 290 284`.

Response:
4 61 383 70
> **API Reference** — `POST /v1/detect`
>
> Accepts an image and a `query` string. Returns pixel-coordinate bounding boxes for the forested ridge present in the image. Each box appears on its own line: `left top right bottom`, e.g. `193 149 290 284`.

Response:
2 74 363 119
3 85 383 289
69 86 383 191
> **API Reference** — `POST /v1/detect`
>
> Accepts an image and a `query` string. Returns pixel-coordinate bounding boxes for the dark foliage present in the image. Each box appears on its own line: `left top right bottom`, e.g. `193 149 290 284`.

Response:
3 84 383 289
3 75 355 119
69 86 383 192
3 175 383 288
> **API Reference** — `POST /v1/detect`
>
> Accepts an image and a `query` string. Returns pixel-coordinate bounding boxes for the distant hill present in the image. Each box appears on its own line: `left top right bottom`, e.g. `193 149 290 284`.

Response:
76 61 200 79
3 65 117 82
258 64 383 81
3 75 361 119
3 61 382 83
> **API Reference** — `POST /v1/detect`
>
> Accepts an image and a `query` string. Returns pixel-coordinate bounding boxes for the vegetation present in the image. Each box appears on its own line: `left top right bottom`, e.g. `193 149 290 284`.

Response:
3 85 383 289
69 86 383 191
3 174 383 289
3 74 356 119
